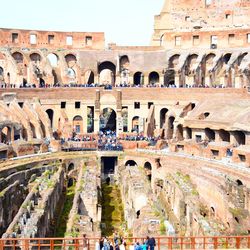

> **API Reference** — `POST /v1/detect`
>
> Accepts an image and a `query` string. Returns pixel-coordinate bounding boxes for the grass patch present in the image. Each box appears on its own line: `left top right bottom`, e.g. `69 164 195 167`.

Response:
101 183 125 236
55 184 76 237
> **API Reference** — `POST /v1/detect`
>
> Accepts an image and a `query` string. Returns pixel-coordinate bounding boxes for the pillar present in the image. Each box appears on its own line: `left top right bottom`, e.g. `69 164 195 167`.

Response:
175 74 180 88
11 127 14 142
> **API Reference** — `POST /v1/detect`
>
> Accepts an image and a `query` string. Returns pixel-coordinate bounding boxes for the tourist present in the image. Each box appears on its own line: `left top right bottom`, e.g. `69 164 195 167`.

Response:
141 241 147 250
82 234 88 250
103 237 110 250
147 236 156 250
134 242 142 250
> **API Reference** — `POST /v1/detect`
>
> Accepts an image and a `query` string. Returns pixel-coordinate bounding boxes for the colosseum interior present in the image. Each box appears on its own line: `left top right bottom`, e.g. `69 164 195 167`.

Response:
1 0 250 249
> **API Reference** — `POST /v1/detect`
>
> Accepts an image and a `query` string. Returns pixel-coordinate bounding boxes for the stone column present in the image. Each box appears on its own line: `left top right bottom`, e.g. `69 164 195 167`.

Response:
175 74 180 88
82 105 88 134
11 127 15 142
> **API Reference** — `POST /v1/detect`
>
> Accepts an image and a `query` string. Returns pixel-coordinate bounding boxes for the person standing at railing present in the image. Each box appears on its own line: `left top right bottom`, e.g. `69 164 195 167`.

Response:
82 234 89 250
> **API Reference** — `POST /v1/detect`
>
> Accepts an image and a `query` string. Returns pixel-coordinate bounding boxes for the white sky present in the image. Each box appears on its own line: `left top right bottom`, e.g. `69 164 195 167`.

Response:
0 0 164 46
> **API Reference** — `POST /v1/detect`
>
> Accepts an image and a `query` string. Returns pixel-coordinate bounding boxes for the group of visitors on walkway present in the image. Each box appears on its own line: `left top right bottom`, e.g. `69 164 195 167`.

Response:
98 130 123 151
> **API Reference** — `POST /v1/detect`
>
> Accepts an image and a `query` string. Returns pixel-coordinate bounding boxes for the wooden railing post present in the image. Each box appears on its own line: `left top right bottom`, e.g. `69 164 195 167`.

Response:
213 237 218 249
191 237 195 249
168 237 172 250
24 239 29 250
236 237 240 249
50 239 54 250
157 237 161 250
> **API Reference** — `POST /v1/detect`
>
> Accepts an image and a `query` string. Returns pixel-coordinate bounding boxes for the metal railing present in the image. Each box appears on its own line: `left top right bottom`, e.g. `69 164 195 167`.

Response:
1 236 250 249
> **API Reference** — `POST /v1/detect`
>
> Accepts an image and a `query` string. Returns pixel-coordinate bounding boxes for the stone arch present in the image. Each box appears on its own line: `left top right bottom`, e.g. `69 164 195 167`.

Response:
68 163 75 172
65 54 77 68
132 116 139 132
223 53 232 64
144 161 152 181
0 67 4 83
1 126 12 144
133 72 144 86
205 53 216 72
73 115 83 134
205 128 215 141
148 71 159 85
167 116 175 139
186 54 198 74
100 108 116 132
125 160 137 167
12 52 24 63
186 127 192 139
160 108 168 128
120 55 129 70
169 54 180 69
47 53 59 67
176 124 184 141
98 61 116 86
218 129 230 142
68 178 75 187
30 53 41 63
233 131 245 146
46 109 54 128
236 179 243 186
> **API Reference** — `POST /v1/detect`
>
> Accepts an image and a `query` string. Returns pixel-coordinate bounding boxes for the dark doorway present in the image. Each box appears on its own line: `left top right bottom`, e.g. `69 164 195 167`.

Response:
101 157 117 175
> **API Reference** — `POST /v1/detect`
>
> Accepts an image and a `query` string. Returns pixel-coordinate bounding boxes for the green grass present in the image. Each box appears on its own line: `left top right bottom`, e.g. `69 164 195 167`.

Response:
101 183 125 236
55 184 76 237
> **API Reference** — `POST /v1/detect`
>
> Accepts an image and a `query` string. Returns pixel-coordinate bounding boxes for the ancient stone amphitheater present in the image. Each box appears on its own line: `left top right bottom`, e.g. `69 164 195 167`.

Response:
1 0 250 249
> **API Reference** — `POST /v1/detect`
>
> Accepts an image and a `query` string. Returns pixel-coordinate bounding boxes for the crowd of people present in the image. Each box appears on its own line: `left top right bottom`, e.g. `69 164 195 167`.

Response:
82 233 157 250
98 130 123 151
0 81 229 89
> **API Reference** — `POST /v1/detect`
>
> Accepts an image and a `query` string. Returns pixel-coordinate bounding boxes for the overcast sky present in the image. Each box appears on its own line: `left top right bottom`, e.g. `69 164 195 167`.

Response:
0 0 164 46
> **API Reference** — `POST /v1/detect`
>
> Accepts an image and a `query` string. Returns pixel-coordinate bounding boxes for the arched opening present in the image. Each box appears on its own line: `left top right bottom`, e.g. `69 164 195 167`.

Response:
164 69 176 87
223 53 232 64
22 128 28 141
39 78 45 87
125 160 137 167
186 127 192 139
219 129 230 142
100 108 116 132
87 107 94 133
132 116 139 133
68 178 75 187
233 131 245 146
65 54 77 68
176 124 184 141
167 116 175 139
149 71 159 85
160 108 168 128
120 55 130 85
133 72 144 86
12 52 23 63
120 55 129 70
73 115 83 134
236 179 243 186
47 53 58 67
30 53 41 63
98 61 116 86
169 54 180 69
205 128 215 141
122 107 128 132
136 210 140 219
1 126 11 144
68 163 74 172
46 109 54 128
30 123 37 138
84 70 94 85
186 54 198 74
144 162 152 181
